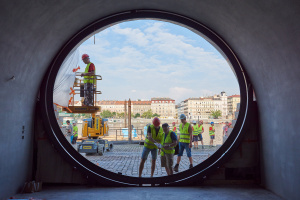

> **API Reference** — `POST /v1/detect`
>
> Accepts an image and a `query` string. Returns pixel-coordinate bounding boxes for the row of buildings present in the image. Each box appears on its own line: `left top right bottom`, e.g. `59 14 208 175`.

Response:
74 92 240 119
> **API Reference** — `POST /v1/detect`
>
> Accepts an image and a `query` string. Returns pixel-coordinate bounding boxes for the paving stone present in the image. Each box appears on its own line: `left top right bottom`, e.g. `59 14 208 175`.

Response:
82 144 218 177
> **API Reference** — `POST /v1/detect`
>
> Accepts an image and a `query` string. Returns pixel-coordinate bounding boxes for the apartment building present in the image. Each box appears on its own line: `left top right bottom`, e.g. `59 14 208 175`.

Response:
227 95 240 119
177 92 228 120
96 100 151 116
151 97 176 118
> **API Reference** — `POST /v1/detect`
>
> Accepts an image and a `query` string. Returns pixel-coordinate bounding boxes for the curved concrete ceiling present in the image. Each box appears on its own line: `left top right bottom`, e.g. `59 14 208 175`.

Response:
0 1 299 199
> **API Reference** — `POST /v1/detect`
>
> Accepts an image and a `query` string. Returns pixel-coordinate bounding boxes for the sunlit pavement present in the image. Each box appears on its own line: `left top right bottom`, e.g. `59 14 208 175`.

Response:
81 144 219 177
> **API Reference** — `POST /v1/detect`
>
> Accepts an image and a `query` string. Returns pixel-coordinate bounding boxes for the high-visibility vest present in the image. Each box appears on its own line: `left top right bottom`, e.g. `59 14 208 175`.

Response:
192 125 199 136
172 126 177 134
83 63 95 84
161 130 175 156
209 126 215 136
179 123 191 143
73 126 78 137
144 125 164 149
198 125 203 134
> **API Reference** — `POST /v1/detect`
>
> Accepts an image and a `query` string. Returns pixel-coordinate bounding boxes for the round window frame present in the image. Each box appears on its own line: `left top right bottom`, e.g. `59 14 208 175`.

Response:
40 9 251 186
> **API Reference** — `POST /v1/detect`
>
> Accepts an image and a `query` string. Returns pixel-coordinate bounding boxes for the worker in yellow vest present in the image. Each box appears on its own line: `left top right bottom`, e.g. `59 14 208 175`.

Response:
161 123 178 175
81 54 95 106
174 114 193 172
139 117 164 177
198 120 204 149
209 122 215 147
72 121 78 145
172 122 177 135
192 121 199 149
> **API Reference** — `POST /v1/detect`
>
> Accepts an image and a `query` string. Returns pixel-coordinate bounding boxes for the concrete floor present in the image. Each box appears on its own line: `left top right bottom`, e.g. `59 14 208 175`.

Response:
13 185 282 200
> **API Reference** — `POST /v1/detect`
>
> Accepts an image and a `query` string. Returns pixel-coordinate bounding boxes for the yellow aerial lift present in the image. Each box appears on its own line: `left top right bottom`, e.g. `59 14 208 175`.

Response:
61 69 112 155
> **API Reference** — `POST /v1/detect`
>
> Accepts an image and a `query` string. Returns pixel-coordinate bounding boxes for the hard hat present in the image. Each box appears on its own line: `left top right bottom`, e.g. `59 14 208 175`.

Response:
82 54 89 60
211 122 214 124
199 120 203 123
179 114 186 119
72 121 76 124
172 122 176 125
192 120 196 124
152 117 160 126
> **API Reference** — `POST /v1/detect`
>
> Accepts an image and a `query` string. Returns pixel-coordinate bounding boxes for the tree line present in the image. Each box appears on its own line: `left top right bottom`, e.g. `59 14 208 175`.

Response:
100 109 160 119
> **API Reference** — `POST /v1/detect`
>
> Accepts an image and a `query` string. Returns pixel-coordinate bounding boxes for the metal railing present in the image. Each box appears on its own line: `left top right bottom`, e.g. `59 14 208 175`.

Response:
105 128 145 142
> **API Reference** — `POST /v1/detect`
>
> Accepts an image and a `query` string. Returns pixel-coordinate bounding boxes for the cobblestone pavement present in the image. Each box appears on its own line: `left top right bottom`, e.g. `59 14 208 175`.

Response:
81 144 219 177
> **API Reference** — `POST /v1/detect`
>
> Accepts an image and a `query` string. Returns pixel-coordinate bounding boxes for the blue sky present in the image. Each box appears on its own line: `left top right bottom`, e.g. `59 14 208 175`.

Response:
78 20 239 103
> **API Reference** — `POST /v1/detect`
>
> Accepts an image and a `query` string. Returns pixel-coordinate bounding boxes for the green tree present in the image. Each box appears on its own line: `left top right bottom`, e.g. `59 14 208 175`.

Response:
134 113 141 118
112 112 117 118
152 113 160 117
211 110 222 119
117 112 125 118
101 110 112 118
141 109 153 119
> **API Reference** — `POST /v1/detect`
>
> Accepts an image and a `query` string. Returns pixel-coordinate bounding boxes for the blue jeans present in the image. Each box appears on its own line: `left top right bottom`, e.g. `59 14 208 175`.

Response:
141 147 158 160
178 142 192 157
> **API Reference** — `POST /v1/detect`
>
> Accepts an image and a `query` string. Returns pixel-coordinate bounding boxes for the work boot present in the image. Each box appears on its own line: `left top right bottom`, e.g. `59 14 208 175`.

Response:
189 164 193 169
174 164 179 172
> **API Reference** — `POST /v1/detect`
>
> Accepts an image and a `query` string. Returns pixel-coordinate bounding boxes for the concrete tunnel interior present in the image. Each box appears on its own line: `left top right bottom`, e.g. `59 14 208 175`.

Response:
0 1 299 199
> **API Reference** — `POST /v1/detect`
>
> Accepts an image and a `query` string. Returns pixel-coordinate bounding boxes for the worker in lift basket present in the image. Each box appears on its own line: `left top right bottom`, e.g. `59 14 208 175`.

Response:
81 54 95 106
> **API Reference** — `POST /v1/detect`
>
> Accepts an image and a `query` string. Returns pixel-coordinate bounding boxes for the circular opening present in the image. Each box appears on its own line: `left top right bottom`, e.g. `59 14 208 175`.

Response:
40 10 250 186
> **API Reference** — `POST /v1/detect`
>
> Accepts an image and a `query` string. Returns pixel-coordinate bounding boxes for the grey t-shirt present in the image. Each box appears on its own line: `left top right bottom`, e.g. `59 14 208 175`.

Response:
66 124 73 136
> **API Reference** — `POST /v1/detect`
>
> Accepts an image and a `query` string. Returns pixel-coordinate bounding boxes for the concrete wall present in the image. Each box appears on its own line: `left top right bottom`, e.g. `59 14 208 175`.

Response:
0 0 299 199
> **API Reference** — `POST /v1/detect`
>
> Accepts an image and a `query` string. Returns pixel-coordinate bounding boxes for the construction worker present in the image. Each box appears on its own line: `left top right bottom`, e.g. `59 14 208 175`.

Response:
174 114 193 172
161 123 178 175
81 54 95 106
72 121 78 144
209 122 215 147
65 120 73 144
192 121 199 149
139 117 164 177
172 122 177 135
198 120 204 149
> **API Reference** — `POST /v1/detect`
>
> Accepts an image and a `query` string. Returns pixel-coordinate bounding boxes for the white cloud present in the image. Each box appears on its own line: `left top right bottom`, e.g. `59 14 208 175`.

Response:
168 87 195 102
74 20 239 103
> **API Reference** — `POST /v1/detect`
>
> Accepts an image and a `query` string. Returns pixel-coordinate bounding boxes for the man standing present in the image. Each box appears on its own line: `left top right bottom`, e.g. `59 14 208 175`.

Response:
161 123 178 175
172 122 177 135
81 54 95 106
72 121 78 144
174 114 193 172
139 117 164 177
65 120 73 144
209 122 215 147
198 120 204 149
223 121 229 143
192 121 199 149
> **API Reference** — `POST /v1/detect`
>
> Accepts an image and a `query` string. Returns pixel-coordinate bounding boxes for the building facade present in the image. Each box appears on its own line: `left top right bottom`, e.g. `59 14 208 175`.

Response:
178 92 228 120
151 97 176 118
96 100 151 116
227 95 240 119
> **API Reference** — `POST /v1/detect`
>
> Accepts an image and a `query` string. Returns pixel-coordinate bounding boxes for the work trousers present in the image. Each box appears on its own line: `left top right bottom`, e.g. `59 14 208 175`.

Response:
84 83 94 106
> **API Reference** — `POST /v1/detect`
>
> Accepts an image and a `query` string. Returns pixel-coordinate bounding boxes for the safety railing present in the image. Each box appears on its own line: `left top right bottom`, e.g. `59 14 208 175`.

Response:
69 72 103 107
104 128 145 142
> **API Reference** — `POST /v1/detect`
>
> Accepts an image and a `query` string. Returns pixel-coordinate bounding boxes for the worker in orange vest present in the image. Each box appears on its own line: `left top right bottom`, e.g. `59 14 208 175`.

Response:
172 122 177 135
